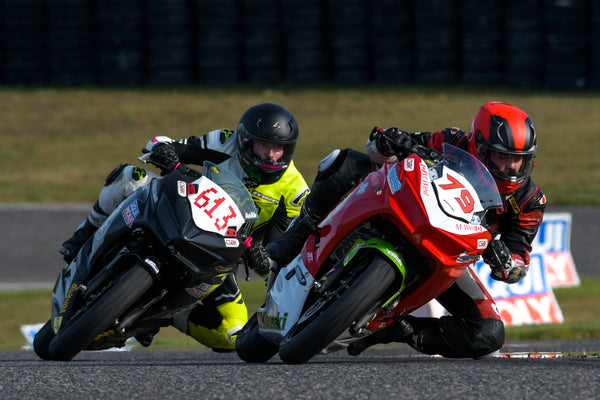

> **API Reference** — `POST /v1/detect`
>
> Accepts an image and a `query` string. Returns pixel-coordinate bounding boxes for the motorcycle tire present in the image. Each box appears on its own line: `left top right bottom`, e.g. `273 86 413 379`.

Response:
278 254 398 364
235 312 279 363
48 263 154 361
33 320 55 360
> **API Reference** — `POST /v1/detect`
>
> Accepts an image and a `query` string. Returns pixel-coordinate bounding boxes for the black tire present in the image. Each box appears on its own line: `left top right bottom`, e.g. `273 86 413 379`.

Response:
278 254 398 364
48 263 153 361
235 312 279 363
33 320 55 360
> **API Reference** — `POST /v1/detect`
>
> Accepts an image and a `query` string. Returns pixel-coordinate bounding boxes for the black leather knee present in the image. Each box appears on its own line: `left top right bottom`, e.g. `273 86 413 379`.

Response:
405 315 504 359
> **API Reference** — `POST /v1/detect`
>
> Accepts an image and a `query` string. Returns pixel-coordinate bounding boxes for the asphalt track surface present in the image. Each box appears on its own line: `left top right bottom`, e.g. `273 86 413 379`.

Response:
2 344 600 400
1 205 600 399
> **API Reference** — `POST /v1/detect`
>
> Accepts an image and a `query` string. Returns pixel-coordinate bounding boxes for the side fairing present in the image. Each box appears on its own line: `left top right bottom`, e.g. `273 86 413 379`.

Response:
311 161 422 267
309 155 491 272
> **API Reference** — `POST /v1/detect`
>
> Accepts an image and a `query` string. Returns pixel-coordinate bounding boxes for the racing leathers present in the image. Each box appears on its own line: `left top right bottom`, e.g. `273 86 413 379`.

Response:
61 128 309 352
399 127 546 279
268 126 545 358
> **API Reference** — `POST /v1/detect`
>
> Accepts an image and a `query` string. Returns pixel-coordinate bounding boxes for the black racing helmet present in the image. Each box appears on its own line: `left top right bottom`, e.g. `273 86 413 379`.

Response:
237 103 299 185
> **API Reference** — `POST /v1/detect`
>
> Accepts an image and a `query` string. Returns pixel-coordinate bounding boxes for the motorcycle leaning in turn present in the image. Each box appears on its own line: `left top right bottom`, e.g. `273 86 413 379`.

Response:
34 155 258 361
235 143 502 364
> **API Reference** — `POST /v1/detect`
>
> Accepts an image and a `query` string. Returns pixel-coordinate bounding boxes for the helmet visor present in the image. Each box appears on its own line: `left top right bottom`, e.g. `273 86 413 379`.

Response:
487 150 534 183
252 139 285 162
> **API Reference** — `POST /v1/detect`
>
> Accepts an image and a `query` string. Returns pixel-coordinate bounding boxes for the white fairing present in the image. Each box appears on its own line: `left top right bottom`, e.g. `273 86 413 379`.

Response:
420 160 487 234
257 254 315 343
186 176 246 236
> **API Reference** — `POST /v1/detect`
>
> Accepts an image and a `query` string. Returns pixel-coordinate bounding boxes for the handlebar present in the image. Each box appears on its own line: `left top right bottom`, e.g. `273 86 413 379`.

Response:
138 151 201 178
408 144 443 164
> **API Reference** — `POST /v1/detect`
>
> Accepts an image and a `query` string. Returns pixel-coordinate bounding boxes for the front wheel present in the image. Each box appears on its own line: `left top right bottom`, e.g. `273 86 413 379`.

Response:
48 263 154 361
235 312 279 363
278 254 399 364
33 320 55 360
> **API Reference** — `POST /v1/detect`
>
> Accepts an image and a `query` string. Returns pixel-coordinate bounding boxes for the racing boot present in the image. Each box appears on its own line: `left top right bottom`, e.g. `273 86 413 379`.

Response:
266 208 318 266
59 200 107 263
347 317 414 356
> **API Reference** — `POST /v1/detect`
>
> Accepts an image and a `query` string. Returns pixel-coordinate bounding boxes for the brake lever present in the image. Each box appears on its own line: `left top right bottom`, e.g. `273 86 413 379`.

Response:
138 152 151 163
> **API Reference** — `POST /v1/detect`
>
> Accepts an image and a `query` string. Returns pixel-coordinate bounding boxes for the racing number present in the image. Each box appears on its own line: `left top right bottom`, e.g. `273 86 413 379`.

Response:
438 174 474 213
194 187 238 231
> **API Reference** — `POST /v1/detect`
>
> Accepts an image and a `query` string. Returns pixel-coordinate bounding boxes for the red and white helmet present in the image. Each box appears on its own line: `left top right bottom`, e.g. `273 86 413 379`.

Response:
468 101 537 195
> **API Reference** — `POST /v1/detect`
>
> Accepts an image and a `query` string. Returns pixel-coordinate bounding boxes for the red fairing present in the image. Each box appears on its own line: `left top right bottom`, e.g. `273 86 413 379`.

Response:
304 154 492 319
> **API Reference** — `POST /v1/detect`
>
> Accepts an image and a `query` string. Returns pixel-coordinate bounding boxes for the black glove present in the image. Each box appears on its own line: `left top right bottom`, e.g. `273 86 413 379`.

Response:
440 126 466 139
149 143 180 176
374 127 413 157
243 242 273 278
482 239 528 284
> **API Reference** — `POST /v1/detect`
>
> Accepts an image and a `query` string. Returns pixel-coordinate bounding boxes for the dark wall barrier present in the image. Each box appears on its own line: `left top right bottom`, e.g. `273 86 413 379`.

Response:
1 0 598 89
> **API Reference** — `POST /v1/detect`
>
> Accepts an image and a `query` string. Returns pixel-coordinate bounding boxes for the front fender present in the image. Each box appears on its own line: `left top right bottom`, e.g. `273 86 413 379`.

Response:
343 237 406 305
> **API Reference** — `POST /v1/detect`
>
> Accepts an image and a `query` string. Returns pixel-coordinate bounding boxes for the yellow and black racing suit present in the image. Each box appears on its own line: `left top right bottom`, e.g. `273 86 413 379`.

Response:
168 128 309 351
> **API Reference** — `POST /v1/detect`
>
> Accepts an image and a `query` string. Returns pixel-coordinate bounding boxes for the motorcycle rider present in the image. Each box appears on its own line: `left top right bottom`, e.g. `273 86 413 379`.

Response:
266 101 546 359
59 102 309 352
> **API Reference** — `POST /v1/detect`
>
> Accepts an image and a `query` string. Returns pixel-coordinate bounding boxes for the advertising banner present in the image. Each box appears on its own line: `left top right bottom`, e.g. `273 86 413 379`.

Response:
530 212 579 288
413 213 578 326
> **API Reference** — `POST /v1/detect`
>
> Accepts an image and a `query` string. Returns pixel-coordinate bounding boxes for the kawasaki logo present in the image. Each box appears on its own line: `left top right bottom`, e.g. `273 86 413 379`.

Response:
262 312 288 331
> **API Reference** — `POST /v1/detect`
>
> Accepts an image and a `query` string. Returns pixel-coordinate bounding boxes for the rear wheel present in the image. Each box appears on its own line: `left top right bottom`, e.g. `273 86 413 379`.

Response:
48 263 153 361
235 312 279 363
278 254 398 364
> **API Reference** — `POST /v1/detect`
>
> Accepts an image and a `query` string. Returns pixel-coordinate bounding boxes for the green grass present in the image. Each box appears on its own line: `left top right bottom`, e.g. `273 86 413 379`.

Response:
2 278 599 351
506 277 600 340
2 85 600 205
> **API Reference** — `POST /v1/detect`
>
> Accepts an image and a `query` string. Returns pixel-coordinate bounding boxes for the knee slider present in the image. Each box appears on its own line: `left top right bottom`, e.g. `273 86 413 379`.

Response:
315 148 371 184
315 149 347 181
317 149 342 176
308 149 371 216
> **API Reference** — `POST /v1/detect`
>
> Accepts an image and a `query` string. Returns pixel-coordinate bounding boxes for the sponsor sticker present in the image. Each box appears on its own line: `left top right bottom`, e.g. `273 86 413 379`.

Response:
122 200 139 227
185 283 215 298
386 166 402 194
177 180 187 197
225 238 239 247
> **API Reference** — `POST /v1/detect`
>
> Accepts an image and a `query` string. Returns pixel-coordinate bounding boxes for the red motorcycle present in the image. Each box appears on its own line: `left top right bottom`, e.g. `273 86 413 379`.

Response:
235 143 502 364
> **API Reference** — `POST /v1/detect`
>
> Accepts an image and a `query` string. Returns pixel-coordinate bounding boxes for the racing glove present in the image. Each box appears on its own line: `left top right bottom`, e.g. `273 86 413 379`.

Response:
439 127 466 142
148 142 180 175
243 242 273 278
482 239 529 284
372 127 414 157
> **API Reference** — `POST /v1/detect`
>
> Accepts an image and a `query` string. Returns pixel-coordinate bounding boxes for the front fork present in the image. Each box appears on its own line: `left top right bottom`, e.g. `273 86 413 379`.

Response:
341 237 407 335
